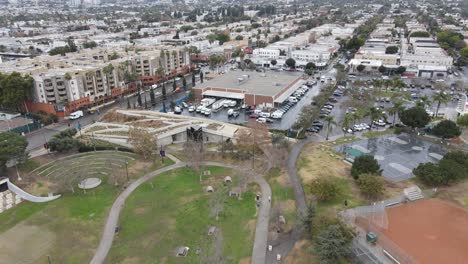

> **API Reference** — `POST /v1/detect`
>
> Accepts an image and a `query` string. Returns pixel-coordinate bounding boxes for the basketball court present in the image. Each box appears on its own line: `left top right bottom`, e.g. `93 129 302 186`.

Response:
381 199 468 264
333 134 447 182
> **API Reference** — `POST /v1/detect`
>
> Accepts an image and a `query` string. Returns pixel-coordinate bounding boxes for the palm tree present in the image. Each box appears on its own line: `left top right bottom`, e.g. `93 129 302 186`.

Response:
383 79 393 92
416 95 431 108
366 107 383 131
388 100 405 126
324 115 336 141
391 78 405 92
432 91 451 117
341 113 354 136
372 79 383 101
154 67 165 82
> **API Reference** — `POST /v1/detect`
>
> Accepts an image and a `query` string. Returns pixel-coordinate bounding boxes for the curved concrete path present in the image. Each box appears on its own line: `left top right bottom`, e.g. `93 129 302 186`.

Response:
90 162 186 264
90 160 271 264
265 137 314 263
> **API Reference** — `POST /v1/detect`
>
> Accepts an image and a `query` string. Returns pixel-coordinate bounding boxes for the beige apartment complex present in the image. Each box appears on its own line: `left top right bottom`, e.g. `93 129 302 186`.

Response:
0 46 190 111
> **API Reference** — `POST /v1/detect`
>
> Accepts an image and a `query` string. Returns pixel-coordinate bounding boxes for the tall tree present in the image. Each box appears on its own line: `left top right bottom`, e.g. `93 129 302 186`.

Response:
0 132 28 172
313 224 355 264
324 115 336 140
162 82 167 100
400 106 431 129
182 76 187 90
149 88 156 106
200 71 204 83
340 113 354 135
366 107 383 131
0 72 33 112
128 127 157 160
432 91 451 117
191 73 196 86
172 78 177 91
388 100 405 126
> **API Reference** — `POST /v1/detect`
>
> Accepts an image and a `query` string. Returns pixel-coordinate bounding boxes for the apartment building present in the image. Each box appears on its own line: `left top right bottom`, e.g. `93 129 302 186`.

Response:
0 46 190 112
252 48 280 60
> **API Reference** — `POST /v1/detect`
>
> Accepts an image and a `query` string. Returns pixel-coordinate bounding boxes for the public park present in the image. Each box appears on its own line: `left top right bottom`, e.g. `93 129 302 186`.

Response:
0 108 467 264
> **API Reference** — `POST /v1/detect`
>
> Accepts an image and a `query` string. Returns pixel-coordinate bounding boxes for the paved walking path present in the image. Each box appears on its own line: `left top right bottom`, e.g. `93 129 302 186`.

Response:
201 162 272 264
90 162 186 264
90 160 271 264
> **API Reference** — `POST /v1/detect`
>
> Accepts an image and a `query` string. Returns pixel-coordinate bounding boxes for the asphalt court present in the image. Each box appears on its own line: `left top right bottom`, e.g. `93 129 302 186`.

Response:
333 134 447 182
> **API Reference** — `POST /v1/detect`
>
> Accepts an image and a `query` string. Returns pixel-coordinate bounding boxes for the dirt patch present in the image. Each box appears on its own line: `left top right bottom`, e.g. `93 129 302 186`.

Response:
0 223 56 264
120 256 142 264
239 257 251 264
434 179 468 209
279 200 296 213
127 160 152 177
276 169 291 187
179 194 202 204
368 199 468 264
127 120 167 129
101 110 144 123
298 143 350 185
283 239 315 264
134 207 147 215
244 219 256 240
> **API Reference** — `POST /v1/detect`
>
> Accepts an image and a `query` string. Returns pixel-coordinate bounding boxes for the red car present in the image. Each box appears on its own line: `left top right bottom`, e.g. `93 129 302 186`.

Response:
249 114 260 118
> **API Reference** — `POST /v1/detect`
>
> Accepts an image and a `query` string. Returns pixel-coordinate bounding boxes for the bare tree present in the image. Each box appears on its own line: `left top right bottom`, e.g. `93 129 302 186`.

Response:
209 185 227 221
236 171 249 200
127 126 158 160
105 158 127 186
183 140 204 180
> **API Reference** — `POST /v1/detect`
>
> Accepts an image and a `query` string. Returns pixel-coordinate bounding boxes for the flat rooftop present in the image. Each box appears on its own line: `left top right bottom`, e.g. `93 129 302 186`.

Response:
196 71 302 97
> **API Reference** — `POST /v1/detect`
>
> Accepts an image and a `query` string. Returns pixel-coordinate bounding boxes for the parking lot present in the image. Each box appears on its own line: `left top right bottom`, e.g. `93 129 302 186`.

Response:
333 133 447 182
176 78 324 130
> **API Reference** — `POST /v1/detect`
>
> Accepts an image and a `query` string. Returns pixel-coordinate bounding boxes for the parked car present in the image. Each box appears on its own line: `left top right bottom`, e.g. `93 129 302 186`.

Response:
256 117 267 123
188 106 195 112
306 127 320 133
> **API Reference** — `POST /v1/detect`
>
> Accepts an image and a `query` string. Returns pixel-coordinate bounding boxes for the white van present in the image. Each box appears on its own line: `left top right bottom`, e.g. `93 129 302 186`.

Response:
289 96 298 103
69 110 83 120
260 112 271 118
271 111 284 119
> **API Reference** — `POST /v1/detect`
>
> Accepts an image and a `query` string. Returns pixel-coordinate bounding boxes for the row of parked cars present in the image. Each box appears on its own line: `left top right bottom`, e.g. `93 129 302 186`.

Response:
248 81 316 123
319 86 345 119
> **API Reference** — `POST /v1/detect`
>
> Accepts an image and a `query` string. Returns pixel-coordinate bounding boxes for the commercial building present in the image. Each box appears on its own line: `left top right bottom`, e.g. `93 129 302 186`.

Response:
194 71 304 108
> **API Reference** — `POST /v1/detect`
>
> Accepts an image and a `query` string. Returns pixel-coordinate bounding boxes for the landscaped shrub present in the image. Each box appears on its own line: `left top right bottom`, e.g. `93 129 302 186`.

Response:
351 155 381 179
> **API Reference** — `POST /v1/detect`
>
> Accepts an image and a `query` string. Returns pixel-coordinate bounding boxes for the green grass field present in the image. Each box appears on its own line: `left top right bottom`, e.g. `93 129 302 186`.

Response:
106 166 258 264
0 153 173 263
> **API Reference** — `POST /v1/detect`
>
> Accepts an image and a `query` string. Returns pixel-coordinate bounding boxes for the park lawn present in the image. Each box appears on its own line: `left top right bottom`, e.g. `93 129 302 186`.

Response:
298 142 367 212
106 166 258 264
0 154 173 263
0 183 119 263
